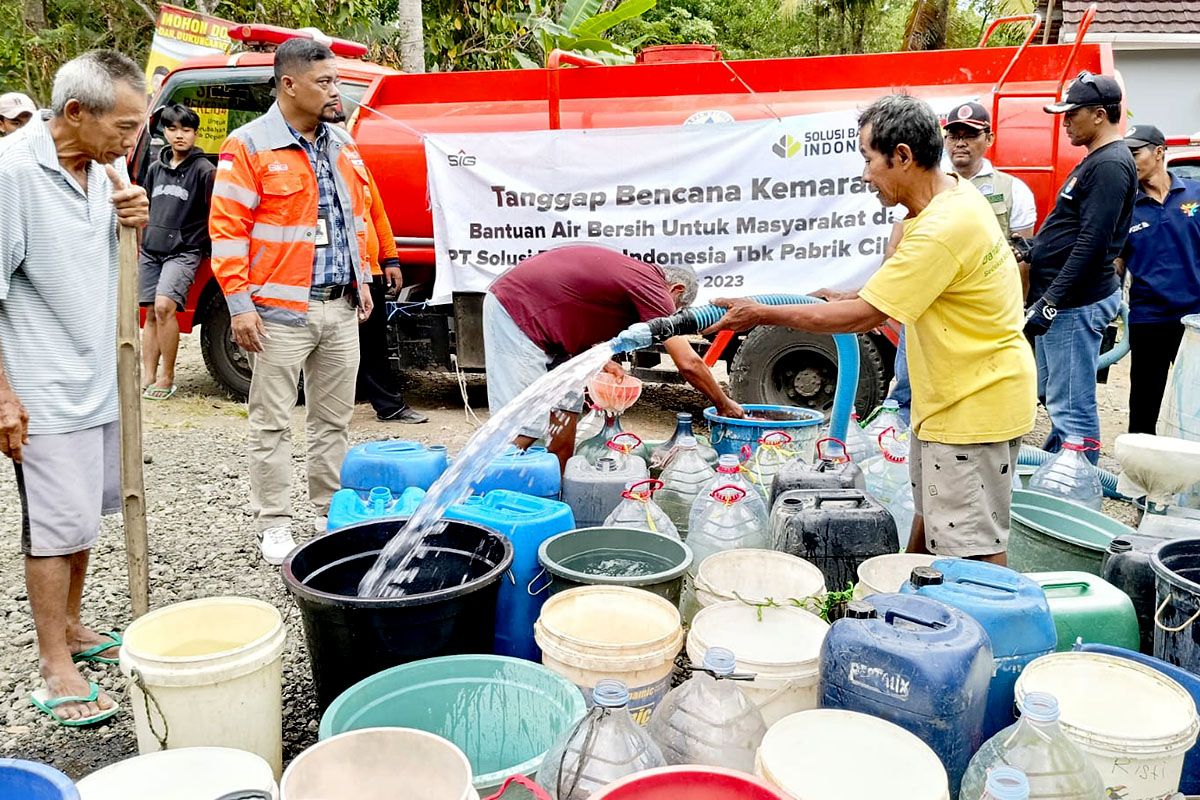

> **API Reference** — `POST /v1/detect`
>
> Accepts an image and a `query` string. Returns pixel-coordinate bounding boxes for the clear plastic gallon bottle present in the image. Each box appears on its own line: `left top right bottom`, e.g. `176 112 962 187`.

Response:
860 428 916 547
844 412 875 465
603 479 680 539
657 436 716 538
683 483 770 621
537 680 666 800
741 431 798 501
577 414 650 465
960 692 1104 800
647 647 767 773
980 766 1030 800
695 454 769 523
862 399 907 455
649 412 717 475
1027 437 1103 511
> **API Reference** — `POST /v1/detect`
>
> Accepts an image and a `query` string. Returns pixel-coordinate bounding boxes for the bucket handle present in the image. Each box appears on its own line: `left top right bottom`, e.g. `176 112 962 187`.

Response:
1154 593 1200 633
130 667 170 750
483 774 552 800
527 567 553 596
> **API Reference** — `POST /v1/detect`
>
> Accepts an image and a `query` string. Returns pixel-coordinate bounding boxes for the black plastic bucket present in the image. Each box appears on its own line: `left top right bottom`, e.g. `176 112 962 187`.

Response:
1150 537 1200 671
282 518 513 711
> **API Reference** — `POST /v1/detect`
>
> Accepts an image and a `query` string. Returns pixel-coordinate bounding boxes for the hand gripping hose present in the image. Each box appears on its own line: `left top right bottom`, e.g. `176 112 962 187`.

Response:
611 294 860 444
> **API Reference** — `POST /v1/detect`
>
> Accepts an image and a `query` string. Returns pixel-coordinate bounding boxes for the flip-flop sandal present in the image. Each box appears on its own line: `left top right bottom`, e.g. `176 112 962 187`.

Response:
71 630 122 665
144 385 177 401
30 682 119 727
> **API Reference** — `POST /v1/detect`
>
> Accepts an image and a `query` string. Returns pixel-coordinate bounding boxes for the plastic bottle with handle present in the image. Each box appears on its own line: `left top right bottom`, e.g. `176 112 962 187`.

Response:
843 411 875 464
682 481 770 621
860 427 916 548
656 436 716 538
862 399 907 455
603 479 680 539
694 454 769 523
1027 437 1104 511
648 412 718 475
646 646 767 773
536 680 666 800
576 414 650 465
960 692 1104 800
741 431 798 501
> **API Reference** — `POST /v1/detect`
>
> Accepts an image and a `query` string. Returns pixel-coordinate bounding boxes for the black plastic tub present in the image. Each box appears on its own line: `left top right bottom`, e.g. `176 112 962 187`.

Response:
1151 537 1200 673
282 518 513 711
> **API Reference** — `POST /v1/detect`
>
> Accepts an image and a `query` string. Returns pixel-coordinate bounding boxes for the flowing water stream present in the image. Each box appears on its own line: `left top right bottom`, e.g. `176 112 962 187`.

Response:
357 342 617 598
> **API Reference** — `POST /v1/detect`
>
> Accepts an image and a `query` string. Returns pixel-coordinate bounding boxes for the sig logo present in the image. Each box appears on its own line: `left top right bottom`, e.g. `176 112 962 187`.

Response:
448 149 477 167
772 134 801 159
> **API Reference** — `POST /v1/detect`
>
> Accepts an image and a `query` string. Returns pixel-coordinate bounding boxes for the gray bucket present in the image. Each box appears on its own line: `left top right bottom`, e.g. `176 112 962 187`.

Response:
532 527 693 605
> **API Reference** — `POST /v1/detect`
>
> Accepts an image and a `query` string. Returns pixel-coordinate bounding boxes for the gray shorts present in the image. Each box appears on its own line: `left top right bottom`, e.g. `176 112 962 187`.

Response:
139 249 202 308
910 437 1021 558
14 422 121 556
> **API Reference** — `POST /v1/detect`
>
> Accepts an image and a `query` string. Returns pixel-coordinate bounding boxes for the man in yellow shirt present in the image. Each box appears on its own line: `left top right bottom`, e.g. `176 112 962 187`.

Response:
710 94 1036 564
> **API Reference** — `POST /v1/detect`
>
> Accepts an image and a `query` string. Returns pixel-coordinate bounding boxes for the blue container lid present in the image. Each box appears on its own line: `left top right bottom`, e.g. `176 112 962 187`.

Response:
901 559 1057 657
0 759 79 800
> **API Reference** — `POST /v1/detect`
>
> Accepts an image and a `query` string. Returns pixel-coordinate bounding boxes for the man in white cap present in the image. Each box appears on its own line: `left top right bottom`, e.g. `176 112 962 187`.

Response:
0 92 37 136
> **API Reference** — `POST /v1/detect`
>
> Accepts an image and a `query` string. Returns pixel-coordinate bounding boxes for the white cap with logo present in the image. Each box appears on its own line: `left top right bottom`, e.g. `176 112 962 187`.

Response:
0 92 37 120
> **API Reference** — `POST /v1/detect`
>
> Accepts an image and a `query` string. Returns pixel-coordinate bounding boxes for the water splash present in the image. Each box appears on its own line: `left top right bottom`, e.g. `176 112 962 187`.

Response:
358 342 617 597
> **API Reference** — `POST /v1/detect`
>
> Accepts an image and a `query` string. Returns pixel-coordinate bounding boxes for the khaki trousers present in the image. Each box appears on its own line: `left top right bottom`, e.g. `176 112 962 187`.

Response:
248 298 360 530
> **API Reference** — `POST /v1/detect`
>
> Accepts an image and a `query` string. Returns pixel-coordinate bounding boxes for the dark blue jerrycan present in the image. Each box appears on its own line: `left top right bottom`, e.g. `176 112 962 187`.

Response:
901 559 1057 740
819 592 993 797
445 489 576 661
340 440 449 493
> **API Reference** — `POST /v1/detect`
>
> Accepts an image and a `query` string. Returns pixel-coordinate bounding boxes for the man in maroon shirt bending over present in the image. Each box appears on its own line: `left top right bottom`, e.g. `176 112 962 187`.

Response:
484 244 744 469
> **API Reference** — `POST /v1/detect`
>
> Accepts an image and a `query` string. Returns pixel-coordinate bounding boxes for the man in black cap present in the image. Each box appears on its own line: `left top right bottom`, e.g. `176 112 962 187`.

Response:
1025 71 1136 463
1116 124 1200 434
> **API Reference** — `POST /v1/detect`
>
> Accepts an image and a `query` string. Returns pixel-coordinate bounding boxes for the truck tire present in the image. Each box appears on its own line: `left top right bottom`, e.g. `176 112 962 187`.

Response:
200 293 252 400
728 326 890 417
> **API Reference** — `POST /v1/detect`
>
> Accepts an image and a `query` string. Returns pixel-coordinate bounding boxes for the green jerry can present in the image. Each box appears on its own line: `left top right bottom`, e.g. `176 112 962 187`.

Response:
1026 571 1139 652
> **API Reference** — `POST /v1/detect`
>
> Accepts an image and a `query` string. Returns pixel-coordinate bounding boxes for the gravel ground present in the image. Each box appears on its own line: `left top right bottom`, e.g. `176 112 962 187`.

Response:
0 334 1140 779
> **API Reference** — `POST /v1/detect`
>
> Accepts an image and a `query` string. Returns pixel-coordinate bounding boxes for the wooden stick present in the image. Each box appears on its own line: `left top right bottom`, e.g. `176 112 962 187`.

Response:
116 225 150 617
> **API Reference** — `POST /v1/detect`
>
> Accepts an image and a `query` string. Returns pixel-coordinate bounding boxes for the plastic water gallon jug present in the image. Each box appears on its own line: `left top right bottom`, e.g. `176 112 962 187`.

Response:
469 445 562 500
603 480 679 539
562 453 649 529
1026 571 1139 652
649 413 718 476
770 489 898 593
961 691 1104 800
576 415 650 465
1101 535 1162 654
862 399 906 454
683 485 770 621
444 490 577 661
339 441 449 493
327 486 426 533
901 561 1057 739
536 680 666 800
769 438 866 506
647 647 767 773
656 437 716 538
1028 437 1103 511
741 432 799 501
1161 314 1200 508
860 427 915 548
696 454 769 523
843 412 875 465
979 767 1031 800
820 593 995 796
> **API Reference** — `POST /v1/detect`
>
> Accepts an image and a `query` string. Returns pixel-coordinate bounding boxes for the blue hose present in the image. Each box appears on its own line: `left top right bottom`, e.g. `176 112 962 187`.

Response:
1097 302 1130 370
1018 443 1127 500
611 294 860 445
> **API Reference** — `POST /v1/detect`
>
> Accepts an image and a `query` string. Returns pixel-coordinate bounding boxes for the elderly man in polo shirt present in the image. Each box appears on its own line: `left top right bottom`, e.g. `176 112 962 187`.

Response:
0 51 148 726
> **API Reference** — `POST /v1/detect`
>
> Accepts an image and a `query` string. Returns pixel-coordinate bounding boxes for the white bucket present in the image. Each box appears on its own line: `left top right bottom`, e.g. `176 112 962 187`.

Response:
694 549 826 612
76 747 278 800
756 709 949 799
1016 652 1200 800
534 585 683 726
119 597 287 777
686 600 828 726
853 553 939 599
281 728 478 800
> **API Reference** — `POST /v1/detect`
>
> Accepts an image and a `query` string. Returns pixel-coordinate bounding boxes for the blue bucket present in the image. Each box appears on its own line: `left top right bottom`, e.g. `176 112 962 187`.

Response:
0 759 78 800
704 404 825 460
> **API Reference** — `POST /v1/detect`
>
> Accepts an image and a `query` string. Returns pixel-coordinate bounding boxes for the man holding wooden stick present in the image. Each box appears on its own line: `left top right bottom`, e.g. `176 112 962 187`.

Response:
0 51 147 726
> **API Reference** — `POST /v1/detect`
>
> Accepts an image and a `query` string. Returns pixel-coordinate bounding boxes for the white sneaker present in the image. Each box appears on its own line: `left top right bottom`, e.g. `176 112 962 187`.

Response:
313 516 328 534
258 526 296 566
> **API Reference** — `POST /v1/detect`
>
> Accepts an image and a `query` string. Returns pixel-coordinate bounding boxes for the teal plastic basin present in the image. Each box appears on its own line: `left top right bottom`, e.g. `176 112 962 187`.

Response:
319 654 586 794
1009 489 1134 575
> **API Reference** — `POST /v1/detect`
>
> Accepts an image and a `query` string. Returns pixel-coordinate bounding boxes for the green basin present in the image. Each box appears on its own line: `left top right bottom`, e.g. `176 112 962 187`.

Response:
1009 489 1134 576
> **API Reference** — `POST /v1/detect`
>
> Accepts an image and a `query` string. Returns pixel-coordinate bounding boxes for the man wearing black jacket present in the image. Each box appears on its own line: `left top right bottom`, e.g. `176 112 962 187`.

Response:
140 104 215 399
1026 72 1136 463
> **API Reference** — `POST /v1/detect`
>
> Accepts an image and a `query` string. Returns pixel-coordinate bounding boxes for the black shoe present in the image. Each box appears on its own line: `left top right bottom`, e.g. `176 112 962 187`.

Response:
377 406 428 424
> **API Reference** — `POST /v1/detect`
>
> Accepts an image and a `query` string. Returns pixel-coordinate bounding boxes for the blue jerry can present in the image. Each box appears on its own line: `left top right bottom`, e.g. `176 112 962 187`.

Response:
820 592 994 797
445 490 576 660
468 445 562 500
327 486 427 533
901 559 1057 740
339 441 449 493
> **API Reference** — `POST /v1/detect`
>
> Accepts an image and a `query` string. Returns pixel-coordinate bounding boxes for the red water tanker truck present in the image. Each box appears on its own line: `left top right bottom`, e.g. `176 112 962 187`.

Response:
131 11 1199 411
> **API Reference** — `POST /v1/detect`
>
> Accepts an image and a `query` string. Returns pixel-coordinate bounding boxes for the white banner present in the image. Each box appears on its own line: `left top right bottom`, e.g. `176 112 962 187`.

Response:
426 109 915 305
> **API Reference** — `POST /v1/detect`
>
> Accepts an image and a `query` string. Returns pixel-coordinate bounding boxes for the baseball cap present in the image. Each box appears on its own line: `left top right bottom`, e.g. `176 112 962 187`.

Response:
944 101 991 130
0 92 36 120
1044 71 1122 113
1124 124 1166 149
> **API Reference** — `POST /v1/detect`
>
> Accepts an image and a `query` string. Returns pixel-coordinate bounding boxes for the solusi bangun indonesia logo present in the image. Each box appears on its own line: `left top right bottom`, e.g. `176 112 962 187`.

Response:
773 126 859 159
